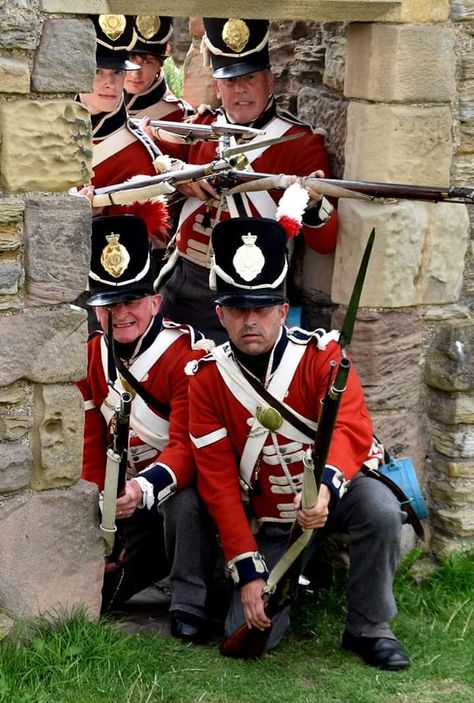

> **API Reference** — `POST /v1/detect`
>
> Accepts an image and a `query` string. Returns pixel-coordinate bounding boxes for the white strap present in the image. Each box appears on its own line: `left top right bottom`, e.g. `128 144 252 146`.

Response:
92 126 138 168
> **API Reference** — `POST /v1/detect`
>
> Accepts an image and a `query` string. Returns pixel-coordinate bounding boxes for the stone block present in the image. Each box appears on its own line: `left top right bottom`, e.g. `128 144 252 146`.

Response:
431 457 474 479
32 19 96 94
431 508 474 538
451 1 474 21
425 320 474 392
0 2 41 50
0 306 87 387
0 56 30 94
345 24 455 103
430 532 473 557
431 422 474 458
0 100 92 193
183 38 220 109
24 196 91 305
323 36 346 93
429 477 474 508
0 416 32 443
0 224 20 253
0 612 14 640
0 443 31 492
297 88 347 178
31 384 84 490
332 200 469 307
331 309 423 411
427 389 474 424
0 254 23 295
302 248 334 297
0 482 104 619
344 102 453 184
0 198 24 224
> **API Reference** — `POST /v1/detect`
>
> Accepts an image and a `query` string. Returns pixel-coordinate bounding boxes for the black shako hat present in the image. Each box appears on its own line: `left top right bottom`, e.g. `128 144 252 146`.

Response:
210 217 288 308
129 16 173 59
88 215 154 306
91 14 138 70
203 18 270 79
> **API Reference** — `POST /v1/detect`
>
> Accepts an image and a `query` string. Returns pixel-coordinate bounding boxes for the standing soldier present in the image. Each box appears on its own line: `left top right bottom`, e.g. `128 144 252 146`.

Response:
125 15 193 121
150 18 338 342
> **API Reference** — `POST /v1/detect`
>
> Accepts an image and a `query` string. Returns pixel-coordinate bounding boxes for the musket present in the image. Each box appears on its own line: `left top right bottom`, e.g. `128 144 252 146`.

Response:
100 390 133 555
219 229 376 660
131 118 266 142
223 171 474 204
90 133 305 208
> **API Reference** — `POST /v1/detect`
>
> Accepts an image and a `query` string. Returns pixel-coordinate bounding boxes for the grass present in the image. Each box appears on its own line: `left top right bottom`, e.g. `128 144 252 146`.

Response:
163 58 184 98
0 550 472 703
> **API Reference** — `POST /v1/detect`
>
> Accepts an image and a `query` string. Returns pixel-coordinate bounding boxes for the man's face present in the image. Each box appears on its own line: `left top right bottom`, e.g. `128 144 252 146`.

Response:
125 53 162 94
94 295 161 344
215 69 275 124
216 303 288 355
80 68 125 115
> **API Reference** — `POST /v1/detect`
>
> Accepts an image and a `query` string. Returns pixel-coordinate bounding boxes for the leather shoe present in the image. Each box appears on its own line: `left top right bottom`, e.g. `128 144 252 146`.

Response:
341 630 411 670
170 611 207 644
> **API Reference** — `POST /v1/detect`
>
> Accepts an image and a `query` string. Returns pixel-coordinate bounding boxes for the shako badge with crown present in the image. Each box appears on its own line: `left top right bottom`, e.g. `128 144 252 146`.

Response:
232 233 265 282
101 233 130 278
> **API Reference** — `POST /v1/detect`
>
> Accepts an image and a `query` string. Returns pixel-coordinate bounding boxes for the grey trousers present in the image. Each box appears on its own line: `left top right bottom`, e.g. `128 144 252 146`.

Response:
225 473 405 651
158 486 218 619
158 257 228 345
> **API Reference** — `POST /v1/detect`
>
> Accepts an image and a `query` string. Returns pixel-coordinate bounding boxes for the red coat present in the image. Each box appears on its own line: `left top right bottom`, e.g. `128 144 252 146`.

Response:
157 106 338 267
77 321 207 493
188 329 373 565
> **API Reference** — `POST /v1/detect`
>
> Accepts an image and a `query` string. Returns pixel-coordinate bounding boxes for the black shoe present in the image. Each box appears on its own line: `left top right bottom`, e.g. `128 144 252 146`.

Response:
170 611 207 644
341 630 411 670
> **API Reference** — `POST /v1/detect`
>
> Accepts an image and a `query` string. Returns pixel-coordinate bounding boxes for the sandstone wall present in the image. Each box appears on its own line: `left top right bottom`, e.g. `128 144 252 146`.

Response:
0 1 473 631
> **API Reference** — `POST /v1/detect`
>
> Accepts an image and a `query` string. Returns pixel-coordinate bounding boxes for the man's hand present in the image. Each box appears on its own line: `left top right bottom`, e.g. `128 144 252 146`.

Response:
294 483 331 530
177 179 220 202
115 479 143 520
302 169 325 203
240 578 272 631
76 185 104 217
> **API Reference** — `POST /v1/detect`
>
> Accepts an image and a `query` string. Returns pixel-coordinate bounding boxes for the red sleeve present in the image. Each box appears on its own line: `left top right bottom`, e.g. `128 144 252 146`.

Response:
189 366 258 561
150 340 206 489
76 339 108 491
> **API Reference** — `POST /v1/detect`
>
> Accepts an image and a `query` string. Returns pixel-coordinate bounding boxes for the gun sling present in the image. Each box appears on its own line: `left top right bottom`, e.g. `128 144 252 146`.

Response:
114 354 170 418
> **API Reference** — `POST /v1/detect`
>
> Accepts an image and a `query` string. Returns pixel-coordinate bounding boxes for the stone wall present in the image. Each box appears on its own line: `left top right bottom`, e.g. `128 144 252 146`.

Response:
0 1 473 629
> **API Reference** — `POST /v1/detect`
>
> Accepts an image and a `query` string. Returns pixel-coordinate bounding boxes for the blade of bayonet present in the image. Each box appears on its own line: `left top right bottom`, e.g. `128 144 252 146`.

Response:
221 131 305 158
142 119 266 141
338 228 375 349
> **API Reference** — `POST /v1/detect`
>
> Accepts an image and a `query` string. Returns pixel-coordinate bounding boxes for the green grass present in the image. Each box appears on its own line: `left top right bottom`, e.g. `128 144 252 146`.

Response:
0 550 472 703
163 57 184 98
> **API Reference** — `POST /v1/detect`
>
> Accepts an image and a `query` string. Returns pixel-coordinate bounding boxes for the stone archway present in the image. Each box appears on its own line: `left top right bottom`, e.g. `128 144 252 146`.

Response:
0 1 472 626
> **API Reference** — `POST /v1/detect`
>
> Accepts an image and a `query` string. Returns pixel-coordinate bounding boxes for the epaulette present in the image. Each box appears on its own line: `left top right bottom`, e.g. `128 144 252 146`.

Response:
162 318 215 352
163 94 195 118
184 351 215 376
287 326 340 349
276 107 328 137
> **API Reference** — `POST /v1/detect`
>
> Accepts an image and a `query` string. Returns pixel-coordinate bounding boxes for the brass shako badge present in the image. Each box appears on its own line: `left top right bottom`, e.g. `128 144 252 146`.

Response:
222 19 250 53
136 15 161 40
101 233 130 278
99 14 126 41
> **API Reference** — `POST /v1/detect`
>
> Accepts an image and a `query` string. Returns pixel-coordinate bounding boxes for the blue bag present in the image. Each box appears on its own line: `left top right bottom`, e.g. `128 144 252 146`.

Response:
378 455 428 521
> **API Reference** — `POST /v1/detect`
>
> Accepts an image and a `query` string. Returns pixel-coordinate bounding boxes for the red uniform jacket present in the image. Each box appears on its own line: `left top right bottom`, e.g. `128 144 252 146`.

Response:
157 104 338 267
125 75 193 121
78 321 208 499
188 328 373 581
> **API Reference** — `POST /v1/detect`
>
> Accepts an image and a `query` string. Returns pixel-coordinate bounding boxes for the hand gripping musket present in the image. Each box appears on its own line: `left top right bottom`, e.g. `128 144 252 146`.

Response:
219 228 376 660
99 313 133 555
90 133 305 209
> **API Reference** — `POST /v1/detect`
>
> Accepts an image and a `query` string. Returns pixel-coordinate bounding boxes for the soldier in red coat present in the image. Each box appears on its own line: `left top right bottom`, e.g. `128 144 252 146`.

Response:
77 214 216 642
151 17 338 342
187 216 411 669
124 15 193 122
